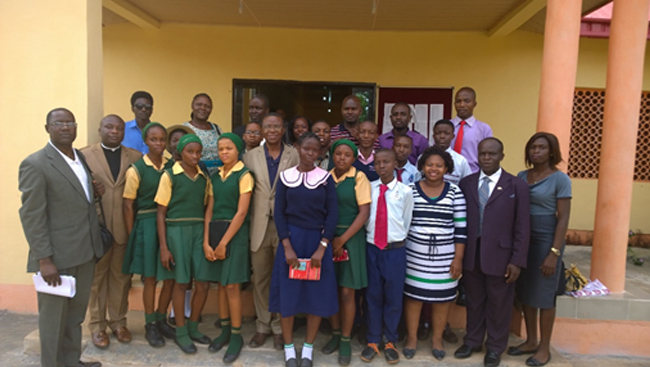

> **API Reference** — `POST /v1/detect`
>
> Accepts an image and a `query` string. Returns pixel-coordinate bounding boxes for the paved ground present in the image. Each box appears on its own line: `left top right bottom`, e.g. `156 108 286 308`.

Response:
3 245 650 367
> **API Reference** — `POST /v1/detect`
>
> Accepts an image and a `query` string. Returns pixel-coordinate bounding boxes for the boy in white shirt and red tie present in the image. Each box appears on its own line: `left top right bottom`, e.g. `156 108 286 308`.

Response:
362 149 414 364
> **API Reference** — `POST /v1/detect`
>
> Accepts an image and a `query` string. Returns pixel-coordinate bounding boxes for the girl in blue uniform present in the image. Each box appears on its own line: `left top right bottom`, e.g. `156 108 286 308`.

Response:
270 132 339 367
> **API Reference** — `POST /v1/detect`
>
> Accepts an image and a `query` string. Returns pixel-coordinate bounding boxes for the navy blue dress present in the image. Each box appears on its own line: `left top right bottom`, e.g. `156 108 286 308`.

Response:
269 167 339 317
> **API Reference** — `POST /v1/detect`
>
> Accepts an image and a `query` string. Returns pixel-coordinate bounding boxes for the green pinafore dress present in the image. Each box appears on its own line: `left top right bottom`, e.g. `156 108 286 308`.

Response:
334 170 368 289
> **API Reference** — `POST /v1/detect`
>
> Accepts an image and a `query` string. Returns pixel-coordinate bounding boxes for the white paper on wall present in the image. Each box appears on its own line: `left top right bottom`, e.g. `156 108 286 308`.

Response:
382 103 395 133
428 104 445 145
412 104 429 137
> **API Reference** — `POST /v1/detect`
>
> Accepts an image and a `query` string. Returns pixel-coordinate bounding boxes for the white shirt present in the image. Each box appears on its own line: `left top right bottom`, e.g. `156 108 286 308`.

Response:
366 178 414 244
478 167 502 198
394 160 420 184
445 147 472 185
49 140 91 202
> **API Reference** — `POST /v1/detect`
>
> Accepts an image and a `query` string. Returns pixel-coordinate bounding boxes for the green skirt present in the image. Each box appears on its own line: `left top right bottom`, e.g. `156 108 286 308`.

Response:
334 226 368 289
198 222 251 285
122 214 160 278
165 221 205 284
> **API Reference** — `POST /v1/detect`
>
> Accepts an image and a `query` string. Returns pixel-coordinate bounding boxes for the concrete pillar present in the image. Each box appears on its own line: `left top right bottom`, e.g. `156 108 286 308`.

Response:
0 0 103 286
591 0 649 293
535 0 583 172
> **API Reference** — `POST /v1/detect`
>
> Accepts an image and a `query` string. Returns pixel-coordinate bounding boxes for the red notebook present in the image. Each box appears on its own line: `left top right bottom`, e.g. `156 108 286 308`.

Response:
289 259 321 281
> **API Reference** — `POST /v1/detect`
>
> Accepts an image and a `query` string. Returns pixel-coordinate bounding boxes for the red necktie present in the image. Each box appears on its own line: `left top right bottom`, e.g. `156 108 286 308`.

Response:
453 120 466 154
396 168 405 182
374 184 389 249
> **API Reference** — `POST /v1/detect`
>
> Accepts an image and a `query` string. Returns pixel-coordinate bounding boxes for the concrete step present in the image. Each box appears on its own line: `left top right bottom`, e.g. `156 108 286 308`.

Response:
24 312 571 367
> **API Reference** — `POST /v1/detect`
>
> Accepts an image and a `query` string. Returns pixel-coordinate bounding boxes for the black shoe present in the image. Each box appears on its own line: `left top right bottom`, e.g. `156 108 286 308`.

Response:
403 347 416 359
300 358 313 367
156 319 175 339
507 345 538 356
190 333 211 344
360 344 380 362
144 323 165 348
285 358 299 367
174 338 197 354
208 338 229 352
442 324 458 344
338 354 351 366
484 349 501 367
223 345 242 364
384 342 399 364
432 348 446 361
454 344 482 359
526 354 551 367
214 317 222 328
417 322 431 341
322 336 339 355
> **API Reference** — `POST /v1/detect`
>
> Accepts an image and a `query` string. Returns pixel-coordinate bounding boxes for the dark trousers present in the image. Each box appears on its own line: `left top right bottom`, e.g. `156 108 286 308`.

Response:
365 243 406 344
37 258 95 367
462 243 516 354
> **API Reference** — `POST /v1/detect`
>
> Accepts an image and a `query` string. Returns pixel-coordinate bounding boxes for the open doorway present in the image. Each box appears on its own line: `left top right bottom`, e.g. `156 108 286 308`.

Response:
231 79 376 131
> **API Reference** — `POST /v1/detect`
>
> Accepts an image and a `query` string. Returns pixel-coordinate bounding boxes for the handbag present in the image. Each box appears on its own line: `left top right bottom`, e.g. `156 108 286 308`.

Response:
209 220 230 258
565 263 588 292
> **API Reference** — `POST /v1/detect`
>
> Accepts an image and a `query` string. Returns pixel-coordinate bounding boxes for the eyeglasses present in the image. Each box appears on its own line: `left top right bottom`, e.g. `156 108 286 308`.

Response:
245 130 262 136
134 103 152 110
262 125 282 131
50 121 77 128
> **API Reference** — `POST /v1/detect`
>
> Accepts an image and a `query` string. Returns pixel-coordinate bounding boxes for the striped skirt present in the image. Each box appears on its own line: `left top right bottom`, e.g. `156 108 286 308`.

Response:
404 238 458 303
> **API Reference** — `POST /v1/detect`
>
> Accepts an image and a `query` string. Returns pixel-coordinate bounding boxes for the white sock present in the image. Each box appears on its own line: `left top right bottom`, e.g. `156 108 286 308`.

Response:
184 290 192 318
302 343 314 360
285 344 296 361
169 307 175 318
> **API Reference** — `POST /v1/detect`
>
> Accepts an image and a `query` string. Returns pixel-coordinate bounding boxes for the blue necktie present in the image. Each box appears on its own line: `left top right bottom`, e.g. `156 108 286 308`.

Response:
478 177 490 236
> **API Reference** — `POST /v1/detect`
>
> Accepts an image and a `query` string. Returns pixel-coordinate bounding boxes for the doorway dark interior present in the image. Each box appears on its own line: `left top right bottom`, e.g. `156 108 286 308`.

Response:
231 79 376 132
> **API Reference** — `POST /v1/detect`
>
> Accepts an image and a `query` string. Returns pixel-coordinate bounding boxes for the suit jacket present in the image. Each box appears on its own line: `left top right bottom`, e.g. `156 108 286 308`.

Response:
458 169 530 277
243 144 299 252
80 143 141 245
19 144 104 272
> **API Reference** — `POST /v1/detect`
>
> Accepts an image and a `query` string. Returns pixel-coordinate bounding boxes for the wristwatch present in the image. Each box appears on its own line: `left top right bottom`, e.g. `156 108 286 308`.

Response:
320 241 328 248
550 247 561 256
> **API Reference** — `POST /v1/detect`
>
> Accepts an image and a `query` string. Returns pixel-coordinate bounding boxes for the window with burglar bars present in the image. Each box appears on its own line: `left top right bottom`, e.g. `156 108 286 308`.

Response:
568 88 650 182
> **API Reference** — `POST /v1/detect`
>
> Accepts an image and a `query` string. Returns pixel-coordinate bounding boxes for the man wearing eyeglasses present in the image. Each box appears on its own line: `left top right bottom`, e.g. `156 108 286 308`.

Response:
19 108 105 367
122 91 154 154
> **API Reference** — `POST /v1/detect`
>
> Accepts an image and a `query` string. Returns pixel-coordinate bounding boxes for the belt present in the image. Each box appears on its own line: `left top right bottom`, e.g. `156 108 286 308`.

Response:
382 241 405 250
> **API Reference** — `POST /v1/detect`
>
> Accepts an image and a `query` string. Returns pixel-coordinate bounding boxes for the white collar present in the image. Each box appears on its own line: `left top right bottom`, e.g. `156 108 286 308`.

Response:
280 166 330 189
101 143 121 152
479 167 502 183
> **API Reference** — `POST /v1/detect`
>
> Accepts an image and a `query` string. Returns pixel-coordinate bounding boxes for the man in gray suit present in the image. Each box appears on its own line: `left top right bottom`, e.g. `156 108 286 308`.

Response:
19 108 104 367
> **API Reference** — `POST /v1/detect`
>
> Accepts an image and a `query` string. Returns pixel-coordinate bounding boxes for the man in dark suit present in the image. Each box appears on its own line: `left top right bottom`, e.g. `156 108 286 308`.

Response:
81 115 141 349
19 108 104 367
454 137 530 367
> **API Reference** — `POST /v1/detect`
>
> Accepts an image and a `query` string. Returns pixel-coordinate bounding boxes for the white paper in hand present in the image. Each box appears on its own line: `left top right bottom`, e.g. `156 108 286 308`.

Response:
32 273 76 298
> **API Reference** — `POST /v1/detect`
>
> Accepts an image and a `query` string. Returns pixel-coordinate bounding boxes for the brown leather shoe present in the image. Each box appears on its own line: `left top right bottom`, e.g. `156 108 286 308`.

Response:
113 326 132 343
273 334 284 351
91 330 109 349
248 332 270 348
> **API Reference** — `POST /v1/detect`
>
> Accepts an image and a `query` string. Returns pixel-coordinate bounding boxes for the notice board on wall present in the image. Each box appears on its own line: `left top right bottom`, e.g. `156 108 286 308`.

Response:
378 87 454 144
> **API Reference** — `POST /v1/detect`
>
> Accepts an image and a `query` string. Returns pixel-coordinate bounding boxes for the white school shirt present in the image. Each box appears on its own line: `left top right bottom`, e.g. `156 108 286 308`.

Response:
366 178 414 245
48 140 91 202
445 147 472 185
394 160 421 184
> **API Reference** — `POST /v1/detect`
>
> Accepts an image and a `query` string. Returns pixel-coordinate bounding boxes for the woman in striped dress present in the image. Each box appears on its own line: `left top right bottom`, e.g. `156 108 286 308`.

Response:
402 145 467 361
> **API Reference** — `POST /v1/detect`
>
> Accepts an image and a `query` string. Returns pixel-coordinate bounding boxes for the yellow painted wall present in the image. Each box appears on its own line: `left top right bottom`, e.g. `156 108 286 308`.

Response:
0 0 103 287
2 20 649 289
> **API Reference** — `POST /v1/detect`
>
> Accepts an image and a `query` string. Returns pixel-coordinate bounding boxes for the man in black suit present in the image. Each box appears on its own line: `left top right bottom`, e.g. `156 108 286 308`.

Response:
19 108 104 367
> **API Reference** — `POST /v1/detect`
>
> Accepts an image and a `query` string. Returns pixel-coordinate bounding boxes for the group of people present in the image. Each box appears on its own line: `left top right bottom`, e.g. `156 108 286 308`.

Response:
19 86 571 367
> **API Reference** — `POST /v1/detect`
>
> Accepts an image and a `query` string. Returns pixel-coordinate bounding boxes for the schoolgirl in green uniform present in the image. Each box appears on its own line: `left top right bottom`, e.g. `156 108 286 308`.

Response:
323 139 372 365
202 133 253 363
122 122 176 347
154 134 213 354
